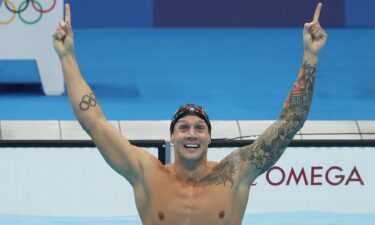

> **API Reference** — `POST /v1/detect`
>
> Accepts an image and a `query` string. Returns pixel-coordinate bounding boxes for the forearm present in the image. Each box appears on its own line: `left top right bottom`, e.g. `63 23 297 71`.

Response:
238 53 319 177
60 54 105 132
280 52 318 128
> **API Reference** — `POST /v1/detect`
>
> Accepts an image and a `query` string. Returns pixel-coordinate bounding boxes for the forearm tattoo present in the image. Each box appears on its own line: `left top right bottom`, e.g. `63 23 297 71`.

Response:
281 62 316 120
198 62 317 187
79 93 97 111
250 62 317 173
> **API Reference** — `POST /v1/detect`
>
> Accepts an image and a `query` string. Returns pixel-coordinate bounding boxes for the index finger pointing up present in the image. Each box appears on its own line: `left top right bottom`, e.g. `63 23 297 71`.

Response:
313 2 322 22
65 3 71 23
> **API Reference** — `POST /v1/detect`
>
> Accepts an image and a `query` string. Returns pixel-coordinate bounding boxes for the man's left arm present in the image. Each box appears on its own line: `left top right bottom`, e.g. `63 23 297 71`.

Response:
240 3 328 183
197 3 327 187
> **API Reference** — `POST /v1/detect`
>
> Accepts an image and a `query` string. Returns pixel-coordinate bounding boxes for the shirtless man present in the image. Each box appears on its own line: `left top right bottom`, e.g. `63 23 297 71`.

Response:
53 3 327 225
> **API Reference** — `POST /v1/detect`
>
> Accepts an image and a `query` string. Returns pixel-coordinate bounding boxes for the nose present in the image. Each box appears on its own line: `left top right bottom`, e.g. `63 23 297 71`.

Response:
187 128 197 141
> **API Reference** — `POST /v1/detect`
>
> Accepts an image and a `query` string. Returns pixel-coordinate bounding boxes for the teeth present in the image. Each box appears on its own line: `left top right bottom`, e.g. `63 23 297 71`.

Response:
184 144 199 148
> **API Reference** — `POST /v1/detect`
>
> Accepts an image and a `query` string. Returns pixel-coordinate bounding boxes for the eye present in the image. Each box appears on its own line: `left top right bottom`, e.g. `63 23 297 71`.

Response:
196 124 205 131
178 124 189 131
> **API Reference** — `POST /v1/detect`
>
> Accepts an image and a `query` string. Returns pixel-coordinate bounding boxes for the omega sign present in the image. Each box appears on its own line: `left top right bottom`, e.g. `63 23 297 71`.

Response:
255 166 364 186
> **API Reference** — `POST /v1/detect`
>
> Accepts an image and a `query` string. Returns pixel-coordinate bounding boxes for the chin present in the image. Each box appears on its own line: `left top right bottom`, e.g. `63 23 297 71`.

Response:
181 148 207 161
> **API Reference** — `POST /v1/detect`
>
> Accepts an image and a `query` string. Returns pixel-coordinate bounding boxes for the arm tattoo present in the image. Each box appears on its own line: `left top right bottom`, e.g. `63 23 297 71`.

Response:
198 62 317 187
197 152 241 187
79 93 97 111
282 62 316 120
241 120 295 174
251 62 317 173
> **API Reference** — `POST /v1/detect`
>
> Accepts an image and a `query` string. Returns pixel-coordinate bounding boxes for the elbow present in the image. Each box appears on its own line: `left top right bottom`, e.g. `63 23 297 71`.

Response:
280 107 309 129
295 119 306 131
78 120 94 135
291 116 307 131
279 114 307 132
78 117 105 135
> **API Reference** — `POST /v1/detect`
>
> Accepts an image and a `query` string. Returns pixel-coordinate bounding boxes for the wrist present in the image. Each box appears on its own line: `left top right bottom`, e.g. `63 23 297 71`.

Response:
303 51 318 65
60 52 75 63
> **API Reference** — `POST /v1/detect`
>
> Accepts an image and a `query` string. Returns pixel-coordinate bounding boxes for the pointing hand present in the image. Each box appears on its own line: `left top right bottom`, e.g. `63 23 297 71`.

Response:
53 4 74 58
303 3 328 56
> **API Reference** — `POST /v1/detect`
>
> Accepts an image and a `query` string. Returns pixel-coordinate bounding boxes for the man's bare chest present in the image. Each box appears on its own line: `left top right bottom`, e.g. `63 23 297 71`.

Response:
137 175 237 225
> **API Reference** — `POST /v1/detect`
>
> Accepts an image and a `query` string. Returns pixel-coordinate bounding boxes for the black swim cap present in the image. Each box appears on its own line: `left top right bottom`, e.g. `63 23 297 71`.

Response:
170 104 211 135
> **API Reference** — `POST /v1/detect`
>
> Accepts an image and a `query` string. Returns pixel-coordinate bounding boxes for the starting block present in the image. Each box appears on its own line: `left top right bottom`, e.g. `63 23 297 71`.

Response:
0 0 64 95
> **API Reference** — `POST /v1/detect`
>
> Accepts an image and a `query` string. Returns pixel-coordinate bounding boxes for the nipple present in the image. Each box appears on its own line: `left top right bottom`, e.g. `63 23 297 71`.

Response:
158 212 165 221
219 210 225 219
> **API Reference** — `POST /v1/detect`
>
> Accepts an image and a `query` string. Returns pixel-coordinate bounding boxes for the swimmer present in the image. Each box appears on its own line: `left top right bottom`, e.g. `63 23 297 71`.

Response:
53 3 327 225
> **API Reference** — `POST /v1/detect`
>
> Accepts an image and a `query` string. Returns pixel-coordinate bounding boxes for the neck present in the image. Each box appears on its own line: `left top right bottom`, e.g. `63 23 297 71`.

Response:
173 157 208 184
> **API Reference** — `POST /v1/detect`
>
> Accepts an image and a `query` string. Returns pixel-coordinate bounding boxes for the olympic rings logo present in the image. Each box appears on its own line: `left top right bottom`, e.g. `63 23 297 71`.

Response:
0 0 56 25
79 93 97 111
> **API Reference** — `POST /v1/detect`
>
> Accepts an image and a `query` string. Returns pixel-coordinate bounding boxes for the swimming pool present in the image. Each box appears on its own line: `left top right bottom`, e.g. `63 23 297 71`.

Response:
1 212 375 225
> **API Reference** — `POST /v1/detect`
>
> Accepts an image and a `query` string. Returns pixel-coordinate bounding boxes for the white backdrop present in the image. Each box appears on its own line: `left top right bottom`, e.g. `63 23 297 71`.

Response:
0 147 373 216
0 0 64 95
208 147 373 214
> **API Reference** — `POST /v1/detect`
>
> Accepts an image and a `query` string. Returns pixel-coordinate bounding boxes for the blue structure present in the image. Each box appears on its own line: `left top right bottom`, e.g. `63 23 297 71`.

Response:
65 0 374 28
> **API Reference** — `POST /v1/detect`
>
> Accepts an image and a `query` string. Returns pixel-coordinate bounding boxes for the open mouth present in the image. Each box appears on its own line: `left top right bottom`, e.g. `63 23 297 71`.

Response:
183 144 200 149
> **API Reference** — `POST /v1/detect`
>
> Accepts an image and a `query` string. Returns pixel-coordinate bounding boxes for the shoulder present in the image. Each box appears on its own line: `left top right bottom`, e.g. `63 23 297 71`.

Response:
196 157 243 187
143 155 170 172
207 161 219 169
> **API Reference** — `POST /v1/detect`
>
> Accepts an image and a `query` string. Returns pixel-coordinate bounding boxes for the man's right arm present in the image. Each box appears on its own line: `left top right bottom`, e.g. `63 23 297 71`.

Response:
53 4 152 185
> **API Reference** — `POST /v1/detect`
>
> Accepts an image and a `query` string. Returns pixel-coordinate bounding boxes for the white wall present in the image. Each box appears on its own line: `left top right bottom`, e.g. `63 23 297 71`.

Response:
0 147 374 216
0 147 158 217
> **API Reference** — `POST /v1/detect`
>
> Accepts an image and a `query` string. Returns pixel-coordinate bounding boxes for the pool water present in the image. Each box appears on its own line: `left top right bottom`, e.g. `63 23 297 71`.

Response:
1 212 374 225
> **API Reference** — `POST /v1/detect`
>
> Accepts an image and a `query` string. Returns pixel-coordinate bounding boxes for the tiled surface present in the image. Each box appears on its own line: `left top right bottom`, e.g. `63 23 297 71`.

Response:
1 121 60 140
119 121 171 140
357 121 375 140
238 120 302 140
60 121 120 140
59 121 90 140
238 120 275 140
0 120 373 141
210 121 240 139
300 121 361 140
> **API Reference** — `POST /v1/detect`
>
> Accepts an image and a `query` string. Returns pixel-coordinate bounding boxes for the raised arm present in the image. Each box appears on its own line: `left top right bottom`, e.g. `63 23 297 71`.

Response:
198 3 327 187
240 3 327 181
52 4 152 185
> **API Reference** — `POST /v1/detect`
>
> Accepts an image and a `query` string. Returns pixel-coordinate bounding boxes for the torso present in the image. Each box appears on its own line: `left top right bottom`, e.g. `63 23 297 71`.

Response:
132 159 252 225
